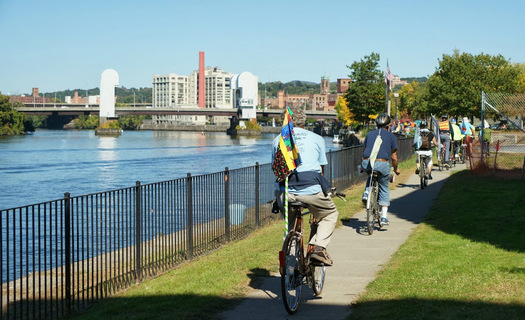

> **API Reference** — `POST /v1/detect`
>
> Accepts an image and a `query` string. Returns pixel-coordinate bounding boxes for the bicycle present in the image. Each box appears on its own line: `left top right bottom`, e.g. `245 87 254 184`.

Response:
365 171 383 235
279 188 346 314
419 153 430 189
438 141 450 171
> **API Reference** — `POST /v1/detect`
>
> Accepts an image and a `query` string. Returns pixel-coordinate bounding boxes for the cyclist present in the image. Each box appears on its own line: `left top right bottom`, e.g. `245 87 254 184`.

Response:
414 120 437 179
460 117 476 138
438 115 452 166
272 105 339 266
361 113 400 225
450 118 462 161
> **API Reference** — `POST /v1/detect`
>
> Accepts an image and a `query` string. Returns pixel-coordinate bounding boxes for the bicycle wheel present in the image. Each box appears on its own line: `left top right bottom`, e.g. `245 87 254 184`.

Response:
439 149 444 171
370 181 381 232
366 182 378 234
310 264 326 295
281 232 303 314
420 162 425 189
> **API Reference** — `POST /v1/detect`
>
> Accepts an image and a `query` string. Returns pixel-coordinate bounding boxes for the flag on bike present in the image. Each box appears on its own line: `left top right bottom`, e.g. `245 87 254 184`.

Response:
431 115 442 160
272 107 302 182
413 125 421 149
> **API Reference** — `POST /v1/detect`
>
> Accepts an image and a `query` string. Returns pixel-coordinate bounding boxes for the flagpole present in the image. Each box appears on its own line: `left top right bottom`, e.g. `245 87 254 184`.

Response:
284 176 288 239
385 60 389 113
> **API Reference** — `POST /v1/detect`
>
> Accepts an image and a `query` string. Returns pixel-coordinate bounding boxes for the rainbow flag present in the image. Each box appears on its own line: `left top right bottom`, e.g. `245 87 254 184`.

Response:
272 107 302 181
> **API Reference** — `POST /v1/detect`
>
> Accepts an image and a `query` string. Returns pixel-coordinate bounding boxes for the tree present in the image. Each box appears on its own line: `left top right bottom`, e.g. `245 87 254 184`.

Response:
334 95 354 126
343 52 386 123
0 93 32 135
424 50 522 118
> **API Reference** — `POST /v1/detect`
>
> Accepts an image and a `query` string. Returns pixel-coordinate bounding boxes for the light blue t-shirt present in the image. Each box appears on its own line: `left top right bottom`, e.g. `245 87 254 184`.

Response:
272 127 327 195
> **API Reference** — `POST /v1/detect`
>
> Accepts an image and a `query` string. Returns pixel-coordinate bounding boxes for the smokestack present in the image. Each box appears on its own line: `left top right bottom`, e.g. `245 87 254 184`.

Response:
198 51 205 108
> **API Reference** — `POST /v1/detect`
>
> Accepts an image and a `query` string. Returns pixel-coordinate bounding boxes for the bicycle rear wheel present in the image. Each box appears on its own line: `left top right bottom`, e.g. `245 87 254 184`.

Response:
420 170 425 189
281 232 303 314
366 182 379 234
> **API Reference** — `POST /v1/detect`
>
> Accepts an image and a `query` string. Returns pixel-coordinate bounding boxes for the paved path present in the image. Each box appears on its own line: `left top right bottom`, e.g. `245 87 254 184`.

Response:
220 163 465 320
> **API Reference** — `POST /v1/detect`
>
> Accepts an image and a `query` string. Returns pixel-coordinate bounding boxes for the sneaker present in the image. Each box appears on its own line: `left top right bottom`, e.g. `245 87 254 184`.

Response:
362 191 368 203
381 217 389 225
310 246 333 266
415 168 420 174
428 174 433 180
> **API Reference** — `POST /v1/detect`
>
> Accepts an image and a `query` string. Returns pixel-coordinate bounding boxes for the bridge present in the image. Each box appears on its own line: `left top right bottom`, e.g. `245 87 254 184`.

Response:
15 103 338 120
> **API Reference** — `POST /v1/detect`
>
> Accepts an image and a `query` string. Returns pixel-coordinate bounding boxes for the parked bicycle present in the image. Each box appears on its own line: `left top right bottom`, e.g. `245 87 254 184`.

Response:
279 188 346 314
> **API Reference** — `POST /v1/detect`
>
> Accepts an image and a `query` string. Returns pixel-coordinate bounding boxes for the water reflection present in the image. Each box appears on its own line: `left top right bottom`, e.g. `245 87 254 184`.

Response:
98 136 118 185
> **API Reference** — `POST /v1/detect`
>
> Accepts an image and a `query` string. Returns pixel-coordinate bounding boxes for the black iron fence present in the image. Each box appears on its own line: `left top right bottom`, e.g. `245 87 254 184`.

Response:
1 138 412 319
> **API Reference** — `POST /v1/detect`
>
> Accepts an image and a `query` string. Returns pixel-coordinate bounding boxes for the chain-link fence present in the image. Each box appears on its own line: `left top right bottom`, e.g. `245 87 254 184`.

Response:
472 91 525 178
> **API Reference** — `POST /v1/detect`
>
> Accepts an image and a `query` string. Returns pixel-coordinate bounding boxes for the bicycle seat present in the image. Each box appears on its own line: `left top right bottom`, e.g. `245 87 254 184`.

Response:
289 201 308 208
371 171 380 179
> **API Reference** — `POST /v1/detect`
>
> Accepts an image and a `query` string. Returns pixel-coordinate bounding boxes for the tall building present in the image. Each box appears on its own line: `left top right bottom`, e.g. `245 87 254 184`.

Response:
189 66 233 109
152 55 258 125
152 73 202 125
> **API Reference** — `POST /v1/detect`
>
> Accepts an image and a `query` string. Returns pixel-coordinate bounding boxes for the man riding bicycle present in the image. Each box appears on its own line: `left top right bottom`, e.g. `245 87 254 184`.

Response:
414 120 438 179
438 115 452 166
361 113 400 225
272 106 339 266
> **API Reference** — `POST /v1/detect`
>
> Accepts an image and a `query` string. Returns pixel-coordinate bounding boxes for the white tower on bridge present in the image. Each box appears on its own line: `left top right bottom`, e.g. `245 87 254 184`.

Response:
100 69 119 122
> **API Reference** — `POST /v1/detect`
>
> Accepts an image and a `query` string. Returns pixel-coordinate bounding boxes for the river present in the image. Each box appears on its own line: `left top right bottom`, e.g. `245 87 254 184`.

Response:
0 129 339 210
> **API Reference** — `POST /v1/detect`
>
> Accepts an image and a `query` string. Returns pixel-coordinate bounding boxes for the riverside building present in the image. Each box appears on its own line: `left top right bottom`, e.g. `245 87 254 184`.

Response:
152 67 257 126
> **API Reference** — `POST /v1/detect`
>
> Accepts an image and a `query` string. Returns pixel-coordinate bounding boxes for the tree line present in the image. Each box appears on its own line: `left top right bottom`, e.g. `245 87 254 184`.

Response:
335 50 525 127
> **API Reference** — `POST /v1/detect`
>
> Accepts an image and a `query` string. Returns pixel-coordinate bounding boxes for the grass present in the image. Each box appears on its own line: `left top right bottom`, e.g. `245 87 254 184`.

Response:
71 159 525 319
346 171 525 319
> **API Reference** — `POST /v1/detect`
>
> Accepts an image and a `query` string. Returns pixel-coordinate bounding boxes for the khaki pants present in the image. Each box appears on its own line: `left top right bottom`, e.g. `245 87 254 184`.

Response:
275 190 339 249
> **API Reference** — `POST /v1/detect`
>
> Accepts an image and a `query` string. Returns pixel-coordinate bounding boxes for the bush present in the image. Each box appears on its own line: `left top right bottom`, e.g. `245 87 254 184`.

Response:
236 118 261 130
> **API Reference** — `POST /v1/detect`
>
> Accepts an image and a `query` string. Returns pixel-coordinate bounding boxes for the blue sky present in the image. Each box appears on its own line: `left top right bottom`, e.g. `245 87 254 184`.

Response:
1 0 524 94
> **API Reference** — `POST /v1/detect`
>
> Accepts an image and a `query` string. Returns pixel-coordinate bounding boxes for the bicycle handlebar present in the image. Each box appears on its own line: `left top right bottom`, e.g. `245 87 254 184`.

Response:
328 187 347 202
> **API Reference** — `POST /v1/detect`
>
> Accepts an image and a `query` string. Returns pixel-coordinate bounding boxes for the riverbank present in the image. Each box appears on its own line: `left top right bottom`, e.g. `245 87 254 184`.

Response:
140 122 281 134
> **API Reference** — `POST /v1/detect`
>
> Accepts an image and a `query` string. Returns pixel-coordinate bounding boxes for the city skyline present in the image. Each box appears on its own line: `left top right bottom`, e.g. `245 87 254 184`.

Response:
1 0 524 95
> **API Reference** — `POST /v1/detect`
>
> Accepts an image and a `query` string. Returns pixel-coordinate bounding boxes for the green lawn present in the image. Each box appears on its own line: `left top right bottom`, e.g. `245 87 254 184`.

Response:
71 162 525 320
346 171 525 319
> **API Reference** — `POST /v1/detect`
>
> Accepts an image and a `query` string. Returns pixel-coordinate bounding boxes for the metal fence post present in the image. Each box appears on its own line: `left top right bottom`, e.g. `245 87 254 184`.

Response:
255 163 260 228
64 192 71 317
135 181 141 283
328 150 333 185
224 168 230 242
186 174 193 260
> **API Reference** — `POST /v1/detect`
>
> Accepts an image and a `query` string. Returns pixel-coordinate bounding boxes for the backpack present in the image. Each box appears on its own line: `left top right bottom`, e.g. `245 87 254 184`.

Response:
420 132 430 149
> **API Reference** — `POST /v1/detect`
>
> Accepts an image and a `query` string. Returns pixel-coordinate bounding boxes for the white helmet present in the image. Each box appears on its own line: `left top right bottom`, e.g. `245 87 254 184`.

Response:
463 117 469 123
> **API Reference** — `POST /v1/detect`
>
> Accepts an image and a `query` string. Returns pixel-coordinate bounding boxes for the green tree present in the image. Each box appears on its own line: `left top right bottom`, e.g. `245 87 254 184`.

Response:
343 52 386 123
73 115 99 129
424 50 522 118
0 93 32 135
118 115 146 130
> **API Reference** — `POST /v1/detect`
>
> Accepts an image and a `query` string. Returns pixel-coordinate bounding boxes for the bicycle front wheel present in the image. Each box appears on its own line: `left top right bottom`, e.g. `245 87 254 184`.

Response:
281 232 303 314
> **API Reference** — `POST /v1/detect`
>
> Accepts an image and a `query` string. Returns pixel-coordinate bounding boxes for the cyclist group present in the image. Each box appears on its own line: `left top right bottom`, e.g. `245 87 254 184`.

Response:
272 108 401 267
272 106 478 313
415 115 476 174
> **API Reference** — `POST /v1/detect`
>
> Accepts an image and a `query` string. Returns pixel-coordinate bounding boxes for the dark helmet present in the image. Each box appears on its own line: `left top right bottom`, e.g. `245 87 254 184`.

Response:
420 120 428 128
375 113 391 128
441 115 448 121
